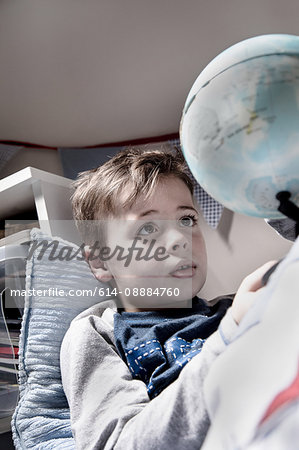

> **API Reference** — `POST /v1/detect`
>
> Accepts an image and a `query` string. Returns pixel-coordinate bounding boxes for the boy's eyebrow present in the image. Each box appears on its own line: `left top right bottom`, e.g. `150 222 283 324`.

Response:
138 206 198 218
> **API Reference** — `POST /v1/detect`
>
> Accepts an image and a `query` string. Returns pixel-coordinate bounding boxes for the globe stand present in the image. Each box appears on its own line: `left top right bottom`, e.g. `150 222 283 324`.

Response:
276 191 299 237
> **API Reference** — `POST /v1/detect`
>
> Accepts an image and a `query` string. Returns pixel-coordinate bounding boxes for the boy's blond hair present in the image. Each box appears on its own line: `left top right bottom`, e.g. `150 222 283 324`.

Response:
71 146 194 244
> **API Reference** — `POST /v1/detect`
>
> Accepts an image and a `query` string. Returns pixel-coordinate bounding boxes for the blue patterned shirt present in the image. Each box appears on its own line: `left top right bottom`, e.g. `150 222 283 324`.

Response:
114 295 233 398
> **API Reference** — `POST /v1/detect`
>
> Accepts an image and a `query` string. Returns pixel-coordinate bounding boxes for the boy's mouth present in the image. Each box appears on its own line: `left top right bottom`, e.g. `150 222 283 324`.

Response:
170 261 197 278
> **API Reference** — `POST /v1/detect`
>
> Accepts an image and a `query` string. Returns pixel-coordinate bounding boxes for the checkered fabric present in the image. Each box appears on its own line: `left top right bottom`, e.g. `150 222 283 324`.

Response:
169 139 224 229
266 218 297 242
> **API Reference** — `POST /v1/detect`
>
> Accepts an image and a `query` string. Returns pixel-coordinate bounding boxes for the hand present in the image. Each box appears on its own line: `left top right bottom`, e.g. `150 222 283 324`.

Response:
231 261 278 325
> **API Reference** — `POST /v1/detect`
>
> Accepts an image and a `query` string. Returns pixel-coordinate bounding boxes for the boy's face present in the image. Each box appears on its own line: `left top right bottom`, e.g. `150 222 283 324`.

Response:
98 177 207 311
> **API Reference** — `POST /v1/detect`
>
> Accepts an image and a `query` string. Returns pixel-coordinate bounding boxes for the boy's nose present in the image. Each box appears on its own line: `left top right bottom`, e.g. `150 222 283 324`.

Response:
166 230 190 254
172 242 187 251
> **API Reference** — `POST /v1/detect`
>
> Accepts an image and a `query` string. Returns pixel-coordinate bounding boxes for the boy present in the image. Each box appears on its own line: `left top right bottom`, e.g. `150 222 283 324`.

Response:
60 147 275 449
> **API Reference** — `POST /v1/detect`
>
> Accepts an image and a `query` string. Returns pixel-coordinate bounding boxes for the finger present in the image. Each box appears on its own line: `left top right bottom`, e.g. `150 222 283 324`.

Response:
242 260 278 292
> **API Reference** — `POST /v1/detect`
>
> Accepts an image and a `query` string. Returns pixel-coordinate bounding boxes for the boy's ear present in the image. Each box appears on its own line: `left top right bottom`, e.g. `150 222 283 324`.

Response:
84 245 113 283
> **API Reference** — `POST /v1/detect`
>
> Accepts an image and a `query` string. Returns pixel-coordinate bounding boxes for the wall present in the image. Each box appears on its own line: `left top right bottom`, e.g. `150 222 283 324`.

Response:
0 147 63 179
199 208 292 299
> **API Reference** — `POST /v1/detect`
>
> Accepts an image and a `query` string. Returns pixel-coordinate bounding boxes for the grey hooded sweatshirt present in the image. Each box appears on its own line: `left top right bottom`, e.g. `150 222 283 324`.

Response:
60 299 238 449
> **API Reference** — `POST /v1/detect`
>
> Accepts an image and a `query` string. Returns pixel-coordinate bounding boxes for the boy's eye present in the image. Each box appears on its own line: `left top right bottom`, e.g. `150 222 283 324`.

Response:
137 223 158 235
180 215 198 227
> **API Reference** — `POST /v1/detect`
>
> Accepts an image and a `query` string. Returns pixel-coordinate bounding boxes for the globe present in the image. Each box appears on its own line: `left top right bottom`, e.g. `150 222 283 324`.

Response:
180 34 299 219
